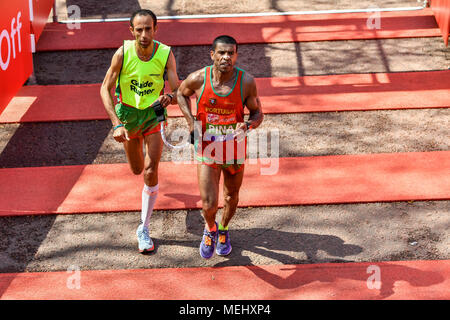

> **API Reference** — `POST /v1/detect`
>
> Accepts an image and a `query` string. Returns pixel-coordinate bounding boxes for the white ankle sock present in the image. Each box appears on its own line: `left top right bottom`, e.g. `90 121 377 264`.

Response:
141 184 158 228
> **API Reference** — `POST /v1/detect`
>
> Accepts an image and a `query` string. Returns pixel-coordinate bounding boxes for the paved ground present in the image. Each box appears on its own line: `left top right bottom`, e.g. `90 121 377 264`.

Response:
57 0 423 20
0 0 449 293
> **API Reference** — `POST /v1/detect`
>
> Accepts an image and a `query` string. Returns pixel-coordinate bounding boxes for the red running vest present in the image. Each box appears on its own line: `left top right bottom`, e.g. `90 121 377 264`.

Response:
195 66 247 164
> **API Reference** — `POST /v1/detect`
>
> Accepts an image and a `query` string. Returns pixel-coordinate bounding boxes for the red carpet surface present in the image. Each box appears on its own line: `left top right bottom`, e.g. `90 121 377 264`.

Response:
36 9 440 51
0 151 448 217
1 71 448 123
1 259 448 299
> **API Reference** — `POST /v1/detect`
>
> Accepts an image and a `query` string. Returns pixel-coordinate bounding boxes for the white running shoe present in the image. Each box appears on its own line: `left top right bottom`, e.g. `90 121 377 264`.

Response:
136 224 154 253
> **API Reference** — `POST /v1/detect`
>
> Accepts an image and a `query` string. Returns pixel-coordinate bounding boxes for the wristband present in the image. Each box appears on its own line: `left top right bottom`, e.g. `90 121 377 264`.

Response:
245 121 252 131
166 93 174 101
113 123 124 130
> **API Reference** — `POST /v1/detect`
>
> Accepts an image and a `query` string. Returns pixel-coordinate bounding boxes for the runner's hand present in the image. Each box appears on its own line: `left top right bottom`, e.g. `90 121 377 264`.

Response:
233 122 247 142
158 94 173 108
113 126 130 142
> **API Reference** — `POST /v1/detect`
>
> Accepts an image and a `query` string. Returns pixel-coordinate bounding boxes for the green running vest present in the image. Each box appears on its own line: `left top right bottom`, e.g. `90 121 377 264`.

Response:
116 40 171 110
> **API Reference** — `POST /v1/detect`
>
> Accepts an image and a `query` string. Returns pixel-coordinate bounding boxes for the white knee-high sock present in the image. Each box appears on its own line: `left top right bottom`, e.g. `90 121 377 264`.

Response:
141 184 159 228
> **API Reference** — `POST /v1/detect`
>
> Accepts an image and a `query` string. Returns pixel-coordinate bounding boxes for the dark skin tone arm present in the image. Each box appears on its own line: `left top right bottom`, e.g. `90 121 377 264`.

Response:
177 69 204 132
238 71 264 133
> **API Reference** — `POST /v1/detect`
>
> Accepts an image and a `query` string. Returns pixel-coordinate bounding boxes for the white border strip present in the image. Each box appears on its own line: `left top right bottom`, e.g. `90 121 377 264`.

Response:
30 34 36 53
29 0 34 21
57 5 426 24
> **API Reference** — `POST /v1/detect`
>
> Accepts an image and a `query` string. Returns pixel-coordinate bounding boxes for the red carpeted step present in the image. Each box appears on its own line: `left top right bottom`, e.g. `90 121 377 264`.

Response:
36 9 441 51
0 151 448 217
1 71 448 123
1 259 449 299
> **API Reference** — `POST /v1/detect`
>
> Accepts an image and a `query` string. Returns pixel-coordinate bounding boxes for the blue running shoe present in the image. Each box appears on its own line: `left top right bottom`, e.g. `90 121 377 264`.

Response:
216 229 232 256
136 224 154 253
199 223 218 259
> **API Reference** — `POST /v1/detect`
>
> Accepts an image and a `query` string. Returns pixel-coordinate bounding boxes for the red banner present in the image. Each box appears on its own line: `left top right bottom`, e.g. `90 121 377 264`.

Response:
0 0 33 113
31 0 54 43
431 0 450 46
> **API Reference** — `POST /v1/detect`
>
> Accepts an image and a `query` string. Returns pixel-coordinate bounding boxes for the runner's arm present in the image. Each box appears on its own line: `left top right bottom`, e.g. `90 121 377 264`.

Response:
162 50 180 106
241 73 264 132
177 69 205 132
100 47 123 128
100 47 129 142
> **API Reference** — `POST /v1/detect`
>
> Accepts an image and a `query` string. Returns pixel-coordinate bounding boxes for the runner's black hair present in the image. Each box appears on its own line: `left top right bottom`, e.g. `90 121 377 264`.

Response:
212 35 238 52
130 9 157 28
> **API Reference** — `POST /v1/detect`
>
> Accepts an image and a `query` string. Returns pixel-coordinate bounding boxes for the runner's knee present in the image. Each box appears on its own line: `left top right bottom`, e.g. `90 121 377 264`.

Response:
224 192 239 204
202 198 218 214
130 164 144 175
144 161 158 178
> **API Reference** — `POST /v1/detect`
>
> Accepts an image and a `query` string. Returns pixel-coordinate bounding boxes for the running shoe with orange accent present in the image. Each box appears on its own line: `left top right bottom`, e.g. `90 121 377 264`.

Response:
199 223 218 259
216 229 232 256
